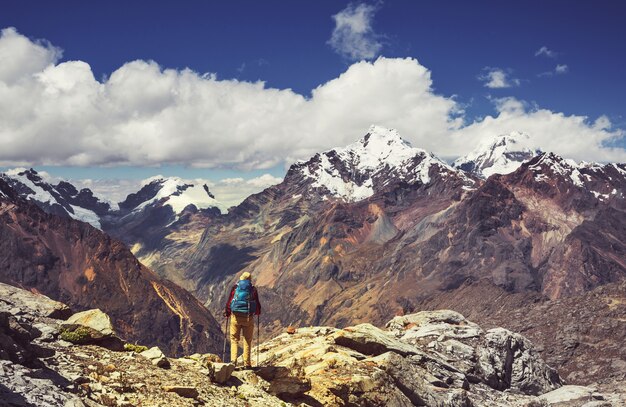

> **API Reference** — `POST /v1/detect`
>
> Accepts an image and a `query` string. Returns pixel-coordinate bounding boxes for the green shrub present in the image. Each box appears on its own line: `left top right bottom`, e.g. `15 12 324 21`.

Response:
124 343 148 353
60 327 92 343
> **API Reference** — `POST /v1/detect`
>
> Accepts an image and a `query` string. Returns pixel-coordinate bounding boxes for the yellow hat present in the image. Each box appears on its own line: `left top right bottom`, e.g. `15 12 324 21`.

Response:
240 272 251 280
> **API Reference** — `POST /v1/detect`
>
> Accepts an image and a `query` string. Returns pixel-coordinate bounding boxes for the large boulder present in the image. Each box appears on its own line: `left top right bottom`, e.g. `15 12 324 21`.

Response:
62 309 115 338
60 309 123 350
476 328 562 395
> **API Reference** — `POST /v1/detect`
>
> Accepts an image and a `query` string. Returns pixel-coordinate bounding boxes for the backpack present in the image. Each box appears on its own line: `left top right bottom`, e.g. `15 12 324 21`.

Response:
230 280 257 315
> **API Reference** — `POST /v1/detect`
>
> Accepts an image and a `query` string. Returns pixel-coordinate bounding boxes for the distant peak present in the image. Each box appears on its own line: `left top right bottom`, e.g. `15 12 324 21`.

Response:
362 125 409 147
484 132 531 149
454 132 540 178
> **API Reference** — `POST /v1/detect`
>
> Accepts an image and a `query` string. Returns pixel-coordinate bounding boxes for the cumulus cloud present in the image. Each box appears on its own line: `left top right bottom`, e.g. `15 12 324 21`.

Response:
208 174 283 207
328 3 383 61
0 27 625 176
447 97 625 162
0 27 62 84
535 46 556 58
479 68 521 89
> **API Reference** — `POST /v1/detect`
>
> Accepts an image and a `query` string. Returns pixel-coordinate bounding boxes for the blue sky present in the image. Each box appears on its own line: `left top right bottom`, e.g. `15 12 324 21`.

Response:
1 0 625 202
4 0 624 122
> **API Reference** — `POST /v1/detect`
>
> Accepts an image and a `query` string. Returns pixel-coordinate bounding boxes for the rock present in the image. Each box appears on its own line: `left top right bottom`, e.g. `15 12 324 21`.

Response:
140 346 170 368
60 309 124 350
476 328 562 395
255 366 311 396
539 385 597 404
581 402 612 407
369 351 471 407
163 385 199 399
332 323 420 356
387 310 483 343
62 309 115 338
0 282 72 320
64 397 87 407
209 362 235 384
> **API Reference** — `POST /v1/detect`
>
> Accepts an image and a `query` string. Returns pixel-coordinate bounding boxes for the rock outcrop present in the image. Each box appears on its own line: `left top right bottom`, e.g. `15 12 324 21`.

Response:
5 283 623 406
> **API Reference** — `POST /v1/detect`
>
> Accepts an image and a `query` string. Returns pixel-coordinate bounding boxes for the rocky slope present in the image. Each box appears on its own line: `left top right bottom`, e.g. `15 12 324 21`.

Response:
416 278 626 385
0 179 222 357
5 282 621 407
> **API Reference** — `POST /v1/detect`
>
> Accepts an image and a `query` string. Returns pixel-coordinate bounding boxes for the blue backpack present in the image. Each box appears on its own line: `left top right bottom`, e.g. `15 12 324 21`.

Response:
230 280 257 315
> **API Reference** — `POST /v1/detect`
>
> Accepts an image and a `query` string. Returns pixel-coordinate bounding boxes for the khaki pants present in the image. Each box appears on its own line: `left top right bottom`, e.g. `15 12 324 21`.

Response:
230 313 254 366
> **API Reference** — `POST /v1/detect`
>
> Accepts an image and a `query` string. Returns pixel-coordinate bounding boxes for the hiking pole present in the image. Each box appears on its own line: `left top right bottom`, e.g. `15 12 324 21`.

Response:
256 314 260 367
222 315 229 363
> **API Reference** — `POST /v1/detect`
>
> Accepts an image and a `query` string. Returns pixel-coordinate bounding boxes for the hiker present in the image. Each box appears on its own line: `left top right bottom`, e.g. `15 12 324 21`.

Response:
223 271 261 367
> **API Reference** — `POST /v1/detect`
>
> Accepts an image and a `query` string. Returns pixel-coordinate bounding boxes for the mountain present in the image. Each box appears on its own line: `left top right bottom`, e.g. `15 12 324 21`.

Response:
101 176 225 283
287 124 476 202
118 175 225 215
0 178 222 356
130 126 626 385
453 132 541 178
0 168 117 228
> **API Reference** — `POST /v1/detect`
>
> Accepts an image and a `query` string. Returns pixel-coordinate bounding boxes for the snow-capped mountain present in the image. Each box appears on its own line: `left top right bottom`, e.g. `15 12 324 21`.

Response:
0 168 117 228
453 132 541 178
515 152 626 204
287 125 475 202
120 176 225 215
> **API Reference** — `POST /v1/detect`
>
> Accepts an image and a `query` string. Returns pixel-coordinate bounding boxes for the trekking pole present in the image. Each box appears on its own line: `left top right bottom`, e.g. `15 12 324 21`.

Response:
256 314 260 367
222 315 228 363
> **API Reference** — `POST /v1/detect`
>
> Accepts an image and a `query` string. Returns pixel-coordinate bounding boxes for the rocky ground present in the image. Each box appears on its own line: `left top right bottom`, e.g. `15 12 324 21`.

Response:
1 282 623 407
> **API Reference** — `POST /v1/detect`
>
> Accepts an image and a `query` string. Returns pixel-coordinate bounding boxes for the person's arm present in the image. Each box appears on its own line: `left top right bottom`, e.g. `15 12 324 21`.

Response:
224 285 236 316
253 287 261 315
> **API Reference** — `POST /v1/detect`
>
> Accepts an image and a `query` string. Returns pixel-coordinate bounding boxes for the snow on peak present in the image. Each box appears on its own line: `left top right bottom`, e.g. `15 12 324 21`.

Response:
0 168 110 228
454 132 540 178
339 125 426 169
137 176 224 214
297 126 469 202
527 152 587 186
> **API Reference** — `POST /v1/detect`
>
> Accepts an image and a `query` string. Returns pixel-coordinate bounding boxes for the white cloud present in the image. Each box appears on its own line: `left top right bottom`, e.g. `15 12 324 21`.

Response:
328 3 383 61
447 97 626 162
212 174 282 207
535 46 556 58
245 173 283 188
71 178 143 203
555 64 569 74
0 27 625 177
0 27 62 85
479 68 521 89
